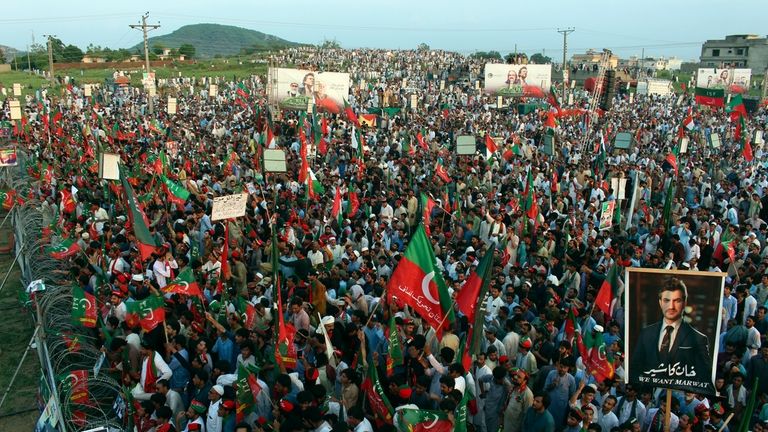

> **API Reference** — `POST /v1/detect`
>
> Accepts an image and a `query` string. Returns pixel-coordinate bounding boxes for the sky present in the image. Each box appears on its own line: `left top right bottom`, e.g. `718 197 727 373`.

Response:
2 0 765 61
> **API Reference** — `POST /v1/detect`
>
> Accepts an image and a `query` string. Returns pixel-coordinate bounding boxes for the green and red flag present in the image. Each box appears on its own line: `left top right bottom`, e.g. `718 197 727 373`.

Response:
236 363 261 422
740 116 753 162
547 85 561 109
47 238 81 260
421 193 437 232
161 175 190 207
484 133 498 159
125 295 165 332
564 306 579 339
454 387 472 432
361 361 394 425
120 167 162 260
395 409 452 432
386 224 454 336
0 190 16 210
455 249 494 324
665 142 680 175
416 129 428 150
576 329 615 382
522 168 538 222
662 180 675 231
41 161 54 184
306 168 325 200
694 87 725 107
343 99 360 127
163 267 202 298
60 370 90 406
385 316 403 377
331 187 343 227
726 93 747 119
594 264 621 320
435 160 451 183
237 298 256 329
71 285 97 328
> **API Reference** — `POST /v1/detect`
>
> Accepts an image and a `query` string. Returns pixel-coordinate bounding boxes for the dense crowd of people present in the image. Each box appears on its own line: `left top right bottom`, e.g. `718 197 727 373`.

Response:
3 46 768 432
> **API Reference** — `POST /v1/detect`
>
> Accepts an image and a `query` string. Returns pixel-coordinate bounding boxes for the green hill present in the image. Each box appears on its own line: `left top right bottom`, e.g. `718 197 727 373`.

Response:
132 23 301 58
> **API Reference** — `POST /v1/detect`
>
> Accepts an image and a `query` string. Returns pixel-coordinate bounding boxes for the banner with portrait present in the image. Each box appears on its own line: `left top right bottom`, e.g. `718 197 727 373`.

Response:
625 268 725 394
483 63 552 98
268 68 350 114
696 68 751 93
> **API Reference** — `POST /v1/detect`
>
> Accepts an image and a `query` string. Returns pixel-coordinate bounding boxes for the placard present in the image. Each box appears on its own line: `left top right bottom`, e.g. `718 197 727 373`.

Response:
9 100 21 120
410 94 418 110
440 80 445 91
84 85 92 97
263 149 287 172
599 200 615 230
13 83 21 96
680 137 689 154
456 135 476 155
756 130 763 145
568 93 574 105
629 93 634 104
611 177 627 200
359 79 366 90
475 80 480 89
211 193 249 221
496 96 503 109
209 84 218 97
541 134 554 156
166 141 179 159
626 268 725 394
167 97 177 114
710 133 720 149
148 86 156 97
0 147 17 166
99 152 120 180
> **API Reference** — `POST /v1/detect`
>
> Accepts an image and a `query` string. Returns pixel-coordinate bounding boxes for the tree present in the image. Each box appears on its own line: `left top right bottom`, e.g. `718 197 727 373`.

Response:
320 39 341 49
152 43 166 55
529 53 552 64
0 47 5 64
178 44 195 58
471 51 502 60
61 44 84 62
417 43 430 51
505 53 528 64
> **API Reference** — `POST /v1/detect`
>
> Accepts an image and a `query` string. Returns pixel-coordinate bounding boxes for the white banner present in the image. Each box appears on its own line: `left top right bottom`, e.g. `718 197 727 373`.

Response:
211 193 249 221
696 68 751 92
268 68 350 113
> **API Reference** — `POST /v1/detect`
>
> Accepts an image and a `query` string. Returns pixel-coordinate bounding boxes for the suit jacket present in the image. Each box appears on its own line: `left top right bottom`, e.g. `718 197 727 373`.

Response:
631 321 713 393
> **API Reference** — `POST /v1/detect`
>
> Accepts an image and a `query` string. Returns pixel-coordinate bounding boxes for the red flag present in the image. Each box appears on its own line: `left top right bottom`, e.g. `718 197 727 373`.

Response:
485 134 498 153
594 265 620 320
416 130 428 150
343 99 360 127
455 250 493 323
435 161 451 183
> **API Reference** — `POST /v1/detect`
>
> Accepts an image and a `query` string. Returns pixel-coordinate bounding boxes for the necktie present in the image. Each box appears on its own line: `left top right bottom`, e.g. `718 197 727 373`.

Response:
660 325 674 354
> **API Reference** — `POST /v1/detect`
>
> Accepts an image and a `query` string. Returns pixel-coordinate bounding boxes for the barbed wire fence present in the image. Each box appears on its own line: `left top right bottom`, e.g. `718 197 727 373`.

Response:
0 150 123 431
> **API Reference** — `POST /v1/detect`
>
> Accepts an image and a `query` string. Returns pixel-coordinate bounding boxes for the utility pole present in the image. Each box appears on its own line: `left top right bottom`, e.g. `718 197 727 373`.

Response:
43 34 56 82
130 12 160 114
558 28 575 103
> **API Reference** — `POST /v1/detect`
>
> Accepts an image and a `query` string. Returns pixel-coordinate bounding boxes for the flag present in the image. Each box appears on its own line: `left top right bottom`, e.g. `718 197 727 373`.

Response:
125 295 165 332
386 316 403 376
682 110 695 131
265 122 277 148
454 388 471 432
386 225 454 335
359 114 377 127
665 143 679 175
331 187 343 227
0 190 15 210
395 409 452 432
421 193 436 230
236 363 254 422
236 82 250 100
343 99 360 126
161 175 190 207
60 370 90 406
348 184 360 217
71 286 97 328
576 330 615 382
522 168 538 221
47 238 81 260
485 134 498 159
307 168 325 200
163 267 202 298
726 93 747 118
237 299 256 329
435 160 451 183
41 161 53 184
455 250 494 324
740 116 753 162
564 306 578 339
694 87 725 107
361 361 394 424
737 377 759 432
416 129 428 150
547 85 561 108
120 167 162 260
594 264 621 320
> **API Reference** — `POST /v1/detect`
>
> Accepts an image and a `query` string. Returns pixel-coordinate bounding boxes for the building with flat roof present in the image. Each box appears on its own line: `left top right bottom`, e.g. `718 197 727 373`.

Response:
700 34 768 73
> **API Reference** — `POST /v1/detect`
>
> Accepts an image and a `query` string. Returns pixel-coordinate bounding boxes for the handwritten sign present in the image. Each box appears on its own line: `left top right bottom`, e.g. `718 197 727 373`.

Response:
211 193 248 221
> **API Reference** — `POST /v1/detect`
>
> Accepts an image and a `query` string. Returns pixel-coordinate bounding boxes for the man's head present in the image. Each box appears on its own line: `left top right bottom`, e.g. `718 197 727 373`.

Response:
658 277 687 324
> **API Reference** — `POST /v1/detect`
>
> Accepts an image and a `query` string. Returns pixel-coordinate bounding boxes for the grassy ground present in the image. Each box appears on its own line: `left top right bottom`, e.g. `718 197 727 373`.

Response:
0 60 267 99
0 217 38 429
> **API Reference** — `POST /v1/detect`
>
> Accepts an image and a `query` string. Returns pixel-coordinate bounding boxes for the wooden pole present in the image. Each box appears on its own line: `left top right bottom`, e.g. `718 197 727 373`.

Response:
663 389 672 432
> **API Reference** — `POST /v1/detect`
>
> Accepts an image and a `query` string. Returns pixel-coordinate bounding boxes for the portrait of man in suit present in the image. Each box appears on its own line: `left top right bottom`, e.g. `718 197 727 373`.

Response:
630 276 714 393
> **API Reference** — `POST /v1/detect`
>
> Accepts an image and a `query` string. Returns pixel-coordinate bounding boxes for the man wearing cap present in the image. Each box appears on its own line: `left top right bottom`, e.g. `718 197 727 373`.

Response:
206 384 224 432
614 384 646 430
216 399 236 432
515 336 538 377
631 277 712 392
183 400 207 432
503 368 534 432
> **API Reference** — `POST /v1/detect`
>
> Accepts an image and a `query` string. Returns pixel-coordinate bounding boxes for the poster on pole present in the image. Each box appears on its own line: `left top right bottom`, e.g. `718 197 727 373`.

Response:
598 201 615 230
0 147 18 167
625 268 725 394
9 100 21 120
167 97 177 115
13 83 21 96
267 67 350 114
696 68 751 93
484 63 551 98
211 193 249 221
